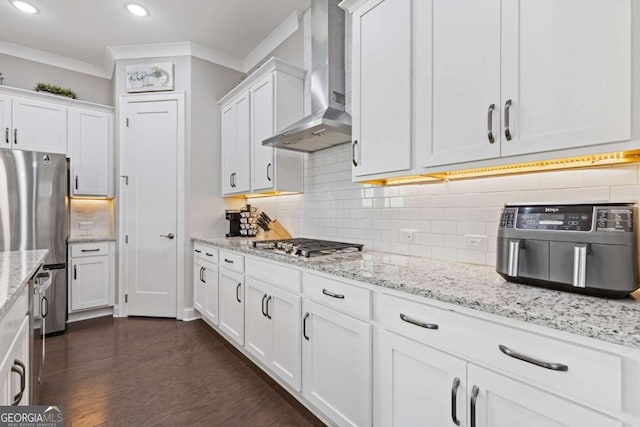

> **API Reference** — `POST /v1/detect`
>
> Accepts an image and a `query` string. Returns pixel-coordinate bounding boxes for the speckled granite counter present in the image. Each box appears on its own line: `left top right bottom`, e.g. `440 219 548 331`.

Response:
68 237 116 243
0 250 49 321
193 236 640 349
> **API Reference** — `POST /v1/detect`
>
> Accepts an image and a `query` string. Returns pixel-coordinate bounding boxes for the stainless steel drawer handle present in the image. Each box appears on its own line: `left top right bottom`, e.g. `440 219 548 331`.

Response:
322 289 344 299
205 252 214 257
470 385 479 427
267 163 272 182
14 128 17 145
236 283 242 303
451 377 461 426
487 104 495 144
303 312 310 341
573 243 590 288
5 127 9 144
265 296 272 319
352 140 358 167
160 233 175 239
224 258 233 263
399 313 438 330
11 359 26 405
499 344 568 371
507 239 522 277
504 99 513 141
81 248 100 253
195 249 202 253
261 294 269 317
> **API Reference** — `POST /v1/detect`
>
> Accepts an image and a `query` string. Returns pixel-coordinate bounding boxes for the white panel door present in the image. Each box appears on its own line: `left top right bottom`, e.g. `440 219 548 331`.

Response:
501 0 631 157
245 278 271 364
251 74 275 191
193 261 205 314
11 96 66 154
352 0 412 177
70 256 110 311
124 99 178 318
203 264 219 325
269 284 301 391
221 103 237 195
68 107 111 196
420 0 501 167
0 94 11 150
219 268 244 345
468 364 621 427
302 299 371 427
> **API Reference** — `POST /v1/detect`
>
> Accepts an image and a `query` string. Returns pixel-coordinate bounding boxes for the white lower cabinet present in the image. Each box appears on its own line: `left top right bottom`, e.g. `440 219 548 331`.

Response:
302 299 372 427
245 277 302 391
468 364 621 427
0 315 29 406
379 329 467 427
69 242 115 312
219 267 245 345
194 259 219 326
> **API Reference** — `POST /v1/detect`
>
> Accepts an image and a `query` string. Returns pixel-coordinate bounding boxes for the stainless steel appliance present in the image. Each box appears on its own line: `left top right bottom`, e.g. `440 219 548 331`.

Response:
0 150 68 332
31 268 52 403
253 238 363 258
497 202 638 298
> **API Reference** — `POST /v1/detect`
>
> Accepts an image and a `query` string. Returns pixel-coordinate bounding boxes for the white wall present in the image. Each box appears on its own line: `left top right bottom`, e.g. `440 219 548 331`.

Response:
0 53 113 105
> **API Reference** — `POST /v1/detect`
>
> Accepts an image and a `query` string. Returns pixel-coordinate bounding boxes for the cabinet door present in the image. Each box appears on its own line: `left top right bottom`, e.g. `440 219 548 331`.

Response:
12 96 67 154
251 74 275 191
468 364 621 427
68 107 111 196
379 330 467 427
245 278 272 365
269 285 301 392
352 0 412 177
419 0 501 167
221 94 251 196
203 264 219 325
0 94 11 150
302 299 371 427
193 261 205 314
501 0 631 157
221 103 237 195
219 268 245 345
70 256 110 311
10 316 29 406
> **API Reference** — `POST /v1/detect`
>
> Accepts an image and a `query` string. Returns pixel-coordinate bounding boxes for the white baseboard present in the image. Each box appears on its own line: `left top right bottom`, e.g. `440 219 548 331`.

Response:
182 307 200 321
67 306 114 323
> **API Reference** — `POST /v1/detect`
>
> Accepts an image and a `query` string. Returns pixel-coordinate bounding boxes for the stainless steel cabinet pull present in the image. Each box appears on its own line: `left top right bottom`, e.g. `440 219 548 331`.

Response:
507 239 522 277
224 258 234 263
303 312 310 340
5 127 8 144
352 140 358 167
75 175 79 190
199 266 205 283
73 265 77 280
195 249 202 254
230 173 233 188
322 289 345 299
205 252 214 257
504 99 513 141
261 294 269 317
499 344 568 371
11 359 26 405
13 129 17 145
202 267 207 284
267 163 272 181
266 296 272 319
451 377 461 426
487 104 496 144
232 172 236 187
160 233 175 239
236 283 242 303
470 385 479 427
81 248 100 253
399 313 438 330
573 244 590 288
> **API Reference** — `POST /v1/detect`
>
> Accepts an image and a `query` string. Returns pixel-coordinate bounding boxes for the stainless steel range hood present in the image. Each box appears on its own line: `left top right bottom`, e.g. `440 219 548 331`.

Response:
263 0 351 153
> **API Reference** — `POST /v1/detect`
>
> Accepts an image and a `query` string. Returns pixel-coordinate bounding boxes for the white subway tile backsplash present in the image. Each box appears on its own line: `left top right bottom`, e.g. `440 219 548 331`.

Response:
583 166 638 187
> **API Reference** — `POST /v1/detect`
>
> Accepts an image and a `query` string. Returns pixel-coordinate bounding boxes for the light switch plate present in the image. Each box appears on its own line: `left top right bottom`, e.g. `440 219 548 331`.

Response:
464 234 488 250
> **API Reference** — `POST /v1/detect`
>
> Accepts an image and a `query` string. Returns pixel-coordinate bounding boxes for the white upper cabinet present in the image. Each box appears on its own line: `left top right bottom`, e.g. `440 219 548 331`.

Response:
351 0 412 178
500 0 631 157
68 107 112 197
11 96 67 154
219 58 305 196
0 95 10 150
418 0 502 167
221 93 251 195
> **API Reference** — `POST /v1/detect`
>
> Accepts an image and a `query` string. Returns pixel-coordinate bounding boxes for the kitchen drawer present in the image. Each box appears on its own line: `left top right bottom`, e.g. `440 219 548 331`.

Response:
303 272 371 320
379 293 622 412
70 242 109 257
194 244 218 263
246 258 301 294
219 250 244 273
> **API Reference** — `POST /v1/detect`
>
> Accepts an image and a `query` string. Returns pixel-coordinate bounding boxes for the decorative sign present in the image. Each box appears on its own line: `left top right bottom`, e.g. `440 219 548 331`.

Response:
125 62 174 92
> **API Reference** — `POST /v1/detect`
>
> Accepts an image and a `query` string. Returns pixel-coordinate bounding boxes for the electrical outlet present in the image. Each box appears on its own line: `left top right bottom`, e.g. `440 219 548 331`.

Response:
464 234 488 250
79 221 94 230
400 229 419 243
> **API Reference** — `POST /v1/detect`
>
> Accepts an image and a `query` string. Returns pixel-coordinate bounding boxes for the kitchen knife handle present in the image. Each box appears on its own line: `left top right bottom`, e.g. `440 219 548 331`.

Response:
352 140 358 167
487 104 495 144
504 99 513 141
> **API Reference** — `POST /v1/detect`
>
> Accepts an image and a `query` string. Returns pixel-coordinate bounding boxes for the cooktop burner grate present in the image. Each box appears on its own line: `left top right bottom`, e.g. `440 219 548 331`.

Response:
252 238 364 257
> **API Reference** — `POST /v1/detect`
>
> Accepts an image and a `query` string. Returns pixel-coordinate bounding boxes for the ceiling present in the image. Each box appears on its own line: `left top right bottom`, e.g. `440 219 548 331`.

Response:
0 0 310 72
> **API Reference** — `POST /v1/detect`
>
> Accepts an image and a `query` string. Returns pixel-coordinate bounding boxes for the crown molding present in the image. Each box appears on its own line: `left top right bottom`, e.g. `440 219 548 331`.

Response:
242 9 301 73
0 40 112 79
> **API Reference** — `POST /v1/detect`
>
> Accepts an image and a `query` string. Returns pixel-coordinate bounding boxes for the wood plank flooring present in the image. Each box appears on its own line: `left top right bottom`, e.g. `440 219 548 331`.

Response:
38 317 325 427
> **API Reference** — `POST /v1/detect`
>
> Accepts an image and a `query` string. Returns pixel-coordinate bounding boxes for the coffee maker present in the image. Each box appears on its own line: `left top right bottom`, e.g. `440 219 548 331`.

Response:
225 210 241 237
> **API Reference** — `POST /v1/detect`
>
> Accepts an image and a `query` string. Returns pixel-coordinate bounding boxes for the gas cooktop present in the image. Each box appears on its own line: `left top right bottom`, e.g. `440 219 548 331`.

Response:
252 238 364 258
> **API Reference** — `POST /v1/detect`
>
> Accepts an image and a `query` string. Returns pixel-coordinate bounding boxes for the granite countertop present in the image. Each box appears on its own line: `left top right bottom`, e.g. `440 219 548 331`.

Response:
68 236 116 243
193 236 640 350
0 250 49 321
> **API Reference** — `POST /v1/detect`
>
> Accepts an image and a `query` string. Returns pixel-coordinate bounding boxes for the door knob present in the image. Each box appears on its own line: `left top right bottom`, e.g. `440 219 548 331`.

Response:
160 233 175 240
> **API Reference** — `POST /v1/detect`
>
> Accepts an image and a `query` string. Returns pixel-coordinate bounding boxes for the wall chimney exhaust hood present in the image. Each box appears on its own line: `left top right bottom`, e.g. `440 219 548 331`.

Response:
263 0 351 153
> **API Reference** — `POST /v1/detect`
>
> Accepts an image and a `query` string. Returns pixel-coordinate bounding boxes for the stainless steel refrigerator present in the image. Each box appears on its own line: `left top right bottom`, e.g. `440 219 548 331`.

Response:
0 150 68 334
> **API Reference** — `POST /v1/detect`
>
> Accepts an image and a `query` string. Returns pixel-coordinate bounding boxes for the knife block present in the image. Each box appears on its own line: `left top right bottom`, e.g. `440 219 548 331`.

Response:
263 220 292 240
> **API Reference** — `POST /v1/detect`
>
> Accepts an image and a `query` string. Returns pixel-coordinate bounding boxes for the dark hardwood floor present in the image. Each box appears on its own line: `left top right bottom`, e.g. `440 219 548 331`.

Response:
38 317 325 427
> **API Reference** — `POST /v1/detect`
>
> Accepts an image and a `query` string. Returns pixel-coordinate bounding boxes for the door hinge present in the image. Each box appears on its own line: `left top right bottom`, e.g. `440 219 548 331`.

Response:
126 118 130 127
125 235 129 244
125 294 128 303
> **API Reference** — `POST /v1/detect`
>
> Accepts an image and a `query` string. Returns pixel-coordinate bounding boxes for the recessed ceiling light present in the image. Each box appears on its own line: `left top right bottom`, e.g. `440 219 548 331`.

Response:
125 2 149 17
10 1 38 14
